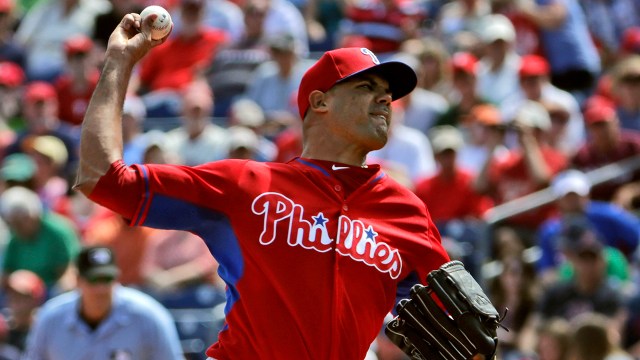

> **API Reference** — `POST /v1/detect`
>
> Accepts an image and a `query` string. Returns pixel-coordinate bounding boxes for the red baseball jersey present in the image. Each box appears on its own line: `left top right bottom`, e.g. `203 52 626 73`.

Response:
89 157 450 359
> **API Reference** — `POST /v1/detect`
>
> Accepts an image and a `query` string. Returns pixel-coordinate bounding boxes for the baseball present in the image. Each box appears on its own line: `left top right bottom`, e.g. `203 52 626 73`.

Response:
140 5 172 40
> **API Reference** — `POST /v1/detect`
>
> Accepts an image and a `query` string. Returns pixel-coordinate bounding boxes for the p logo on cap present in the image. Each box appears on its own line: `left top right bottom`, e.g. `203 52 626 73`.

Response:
297 47 417 119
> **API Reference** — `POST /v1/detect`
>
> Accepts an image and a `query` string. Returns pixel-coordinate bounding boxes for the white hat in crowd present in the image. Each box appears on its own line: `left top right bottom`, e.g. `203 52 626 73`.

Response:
515 100 551 130
551 169 591 198
430 125 465 153
481 14 516 44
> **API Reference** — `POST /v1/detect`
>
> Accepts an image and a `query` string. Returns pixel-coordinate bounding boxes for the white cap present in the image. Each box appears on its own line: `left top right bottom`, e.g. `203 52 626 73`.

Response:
228 126 258 151
231 99 265 128
430 125 464 153
0 186 43 219
481 14 516 43
516 100 551 130
551 169 591 197
123 95 147 122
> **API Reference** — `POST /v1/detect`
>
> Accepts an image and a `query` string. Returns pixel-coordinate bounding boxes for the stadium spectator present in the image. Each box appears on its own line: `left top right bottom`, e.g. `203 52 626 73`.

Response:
368 102 436 185
136 0 229 98
141 228 224 308
620 27 640 59
390 51 449 135
487 255 539 360
227 98 277 161
54 35 100 127
610 55 640 132
259 0 309 55
579 0 639 68
434 52 488 128
244 32 313 120
273 117 302 163
83 214 157 287
536 169 640 284
534 219 628 333
0 61 25 133
0 153 36 191
22 246 183 360
93 0 145 52
456 103 510 175
0 186 80 291
337 0 426 57
475 14 521 107
23 135 69 210
5 81 79 178
414 125 493 223
1 270 45 355
533 318 571 360
121 95 149 166
414 38 453 99
489 0 543 56
572 97 640 202
13 0 109 81
205 0 272 117
474 100 567 236
569 313 634 360
541 99 575 156
0 0 25 69
513 0 601 97
302 0 344 51
501 54 585 156
165 81 230 166
436 0 491 53
171 0 245 44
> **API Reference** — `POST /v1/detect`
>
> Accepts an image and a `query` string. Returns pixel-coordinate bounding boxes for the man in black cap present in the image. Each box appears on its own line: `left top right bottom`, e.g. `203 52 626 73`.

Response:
23 246 184 360
532 219 628 342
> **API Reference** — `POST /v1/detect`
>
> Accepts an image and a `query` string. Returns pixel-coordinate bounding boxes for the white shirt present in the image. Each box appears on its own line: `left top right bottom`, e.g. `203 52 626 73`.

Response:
15 0 109 79
23 286 183 360
166 122 230 166
368 124 437 183
403 88 449 135
477 52 522 107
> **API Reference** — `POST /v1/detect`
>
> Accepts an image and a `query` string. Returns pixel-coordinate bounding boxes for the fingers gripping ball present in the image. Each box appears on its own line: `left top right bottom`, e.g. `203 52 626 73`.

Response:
140 5 172 40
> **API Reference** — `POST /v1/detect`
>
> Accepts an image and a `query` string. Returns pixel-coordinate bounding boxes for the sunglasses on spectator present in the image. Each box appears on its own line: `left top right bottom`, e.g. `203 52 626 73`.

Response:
86 276 116 284
621 74 640 84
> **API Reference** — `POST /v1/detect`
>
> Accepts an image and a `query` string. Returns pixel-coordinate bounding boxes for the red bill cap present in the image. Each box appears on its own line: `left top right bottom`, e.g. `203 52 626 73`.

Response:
0 61 24 88
24 81 57 103
64 35 94 56
519 55 550 77
451 52 478 75
297 47 417 119
583 96 617 125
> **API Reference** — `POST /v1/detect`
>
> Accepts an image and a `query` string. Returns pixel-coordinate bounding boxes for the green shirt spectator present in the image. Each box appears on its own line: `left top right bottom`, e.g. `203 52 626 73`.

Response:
0 186 79 287
557 246 630 283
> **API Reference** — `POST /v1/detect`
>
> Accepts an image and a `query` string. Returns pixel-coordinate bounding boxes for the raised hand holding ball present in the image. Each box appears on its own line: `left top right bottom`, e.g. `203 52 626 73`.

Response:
140 5 172 40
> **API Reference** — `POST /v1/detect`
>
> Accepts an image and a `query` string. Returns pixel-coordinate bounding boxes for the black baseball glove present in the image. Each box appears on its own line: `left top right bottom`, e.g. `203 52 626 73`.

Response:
385 260 505 360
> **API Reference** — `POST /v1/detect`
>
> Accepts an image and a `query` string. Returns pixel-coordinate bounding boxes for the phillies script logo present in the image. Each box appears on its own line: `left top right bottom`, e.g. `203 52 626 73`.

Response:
252 192 402 279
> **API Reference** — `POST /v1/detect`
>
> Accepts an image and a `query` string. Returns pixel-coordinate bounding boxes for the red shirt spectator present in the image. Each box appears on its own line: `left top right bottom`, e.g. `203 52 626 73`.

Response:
415 169 493 223
572 98 640 201
54 35 100 126
414 125 493 223
138 0 228 92
340 0 425 54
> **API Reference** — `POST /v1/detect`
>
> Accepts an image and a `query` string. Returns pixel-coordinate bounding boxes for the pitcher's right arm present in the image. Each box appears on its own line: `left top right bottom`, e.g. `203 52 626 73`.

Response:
74 13 170 196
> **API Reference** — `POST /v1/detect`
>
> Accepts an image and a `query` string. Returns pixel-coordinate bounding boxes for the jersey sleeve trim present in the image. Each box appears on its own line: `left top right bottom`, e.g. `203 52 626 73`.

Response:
132 164 151 226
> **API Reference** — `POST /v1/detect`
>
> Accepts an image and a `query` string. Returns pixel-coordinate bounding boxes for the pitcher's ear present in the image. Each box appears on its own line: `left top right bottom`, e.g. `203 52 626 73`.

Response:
308 91 328 113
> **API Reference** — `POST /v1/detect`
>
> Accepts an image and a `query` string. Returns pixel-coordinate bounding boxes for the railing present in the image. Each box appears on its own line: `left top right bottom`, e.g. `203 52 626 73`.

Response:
483 155 640 224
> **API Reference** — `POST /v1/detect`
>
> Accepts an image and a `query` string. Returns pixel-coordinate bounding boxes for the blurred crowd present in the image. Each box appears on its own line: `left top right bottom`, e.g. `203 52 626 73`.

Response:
0 0 637 358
